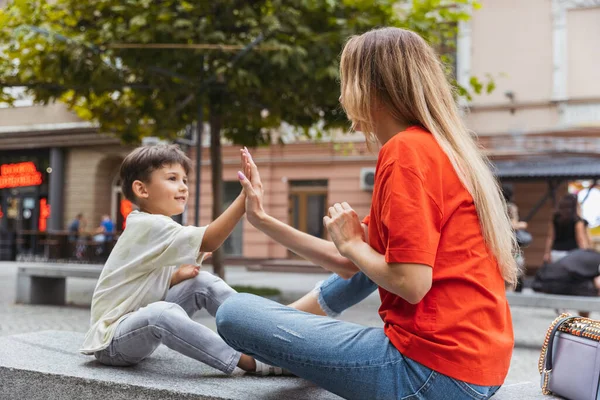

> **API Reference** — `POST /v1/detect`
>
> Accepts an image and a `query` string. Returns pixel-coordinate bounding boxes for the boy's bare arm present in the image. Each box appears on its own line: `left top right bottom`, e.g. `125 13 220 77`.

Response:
200 192 245 252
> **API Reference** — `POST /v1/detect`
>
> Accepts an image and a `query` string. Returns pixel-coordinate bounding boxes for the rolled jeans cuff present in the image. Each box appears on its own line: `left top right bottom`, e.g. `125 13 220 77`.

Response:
314 280 341 318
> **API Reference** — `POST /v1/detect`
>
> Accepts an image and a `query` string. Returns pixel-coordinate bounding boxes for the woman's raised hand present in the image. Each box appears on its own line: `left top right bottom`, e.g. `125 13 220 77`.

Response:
238 147 266 225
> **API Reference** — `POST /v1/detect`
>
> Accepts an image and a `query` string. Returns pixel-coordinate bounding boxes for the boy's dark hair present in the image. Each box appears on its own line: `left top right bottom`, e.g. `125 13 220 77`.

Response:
120 144 192 203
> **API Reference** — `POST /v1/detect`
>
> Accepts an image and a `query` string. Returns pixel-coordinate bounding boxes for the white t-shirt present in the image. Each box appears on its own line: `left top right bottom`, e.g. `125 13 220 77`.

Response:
80 210 206 354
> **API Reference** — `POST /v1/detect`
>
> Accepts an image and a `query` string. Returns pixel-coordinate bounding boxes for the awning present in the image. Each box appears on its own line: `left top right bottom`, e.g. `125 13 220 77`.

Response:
493 157 600 181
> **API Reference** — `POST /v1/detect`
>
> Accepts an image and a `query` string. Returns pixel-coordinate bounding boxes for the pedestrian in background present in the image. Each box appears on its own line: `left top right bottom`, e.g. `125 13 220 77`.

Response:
68 213 86 242
68 213 87 260
544 193 589 264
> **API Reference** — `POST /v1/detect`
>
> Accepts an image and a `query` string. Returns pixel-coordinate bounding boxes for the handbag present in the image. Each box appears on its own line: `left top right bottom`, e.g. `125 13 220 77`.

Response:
539 313 600 399
515 229 533 247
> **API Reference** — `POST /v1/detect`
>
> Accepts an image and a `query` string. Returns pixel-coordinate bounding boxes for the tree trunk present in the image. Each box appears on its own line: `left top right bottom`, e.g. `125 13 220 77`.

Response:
209 102 225 280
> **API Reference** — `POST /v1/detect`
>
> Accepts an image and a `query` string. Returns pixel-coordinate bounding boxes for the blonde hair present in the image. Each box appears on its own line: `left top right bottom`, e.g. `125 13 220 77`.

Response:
340 27 520 287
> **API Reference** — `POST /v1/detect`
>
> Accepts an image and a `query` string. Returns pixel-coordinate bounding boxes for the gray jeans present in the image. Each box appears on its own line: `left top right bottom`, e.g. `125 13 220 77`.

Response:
94 271 241 374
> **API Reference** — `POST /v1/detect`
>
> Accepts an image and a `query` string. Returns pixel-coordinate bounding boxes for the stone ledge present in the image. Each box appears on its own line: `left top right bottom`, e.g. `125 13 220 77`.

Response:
0 331 555 399
507 290 600 311
495 382 558 399
0 331 340 400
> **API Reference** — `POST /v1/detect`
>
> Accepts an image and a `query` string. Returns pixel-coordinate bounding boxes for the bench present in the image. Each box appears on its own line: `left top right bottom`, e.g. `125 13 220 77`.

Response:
0 330 556 399
507 289 600 312
16 263 103 305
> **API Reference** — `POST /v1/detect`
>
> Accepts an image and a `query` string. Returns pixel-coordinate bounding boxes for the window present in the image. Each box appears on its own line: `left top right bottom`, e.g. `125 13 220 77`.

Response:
288 180 328 246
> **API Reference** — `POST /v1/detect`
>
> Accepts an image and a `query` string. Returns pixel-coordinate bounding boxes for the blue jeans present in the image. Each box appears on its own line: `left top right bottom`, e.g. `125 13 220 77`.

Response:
315 270 378 317
216 272 501 400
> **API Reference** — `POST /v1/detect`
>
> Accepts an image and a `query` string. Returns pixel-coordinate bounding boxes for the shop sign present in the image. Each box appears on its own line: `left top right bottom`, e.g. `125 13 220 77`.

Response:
0 162 43 189
39 198 50 232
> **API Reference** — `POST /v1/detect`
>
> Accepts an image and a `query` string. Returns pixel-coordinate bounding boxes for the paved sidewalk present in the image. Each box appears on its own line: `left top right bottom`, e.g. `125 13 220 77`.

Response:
0 262 585 387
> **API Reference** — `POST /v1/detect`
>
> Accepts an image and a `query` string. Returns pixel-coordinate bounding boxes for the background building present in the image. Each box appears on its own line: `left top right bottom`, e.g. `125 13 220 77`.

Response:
459 0 600 269
2 0 599 272
0 103 133 236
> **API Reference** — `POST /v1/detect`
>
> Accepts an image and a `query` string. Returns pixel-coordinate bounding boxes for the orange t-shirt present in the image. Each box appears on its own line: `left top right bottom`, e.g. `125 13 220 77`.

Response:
365 126 513 386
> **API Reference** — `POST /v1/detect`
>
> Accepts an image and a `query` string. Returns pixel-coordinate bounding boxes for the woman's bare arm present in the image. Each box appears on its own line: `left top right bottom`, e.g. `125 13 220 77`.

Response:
238 148 363 278
253 213 363 278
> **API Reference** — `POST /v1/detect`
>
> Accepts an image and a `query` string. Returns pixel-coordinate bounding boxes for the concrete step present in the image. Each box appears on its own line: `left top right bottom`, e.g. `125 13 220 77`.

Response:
495 382 558 399
0 331 341 400
0 330 555 399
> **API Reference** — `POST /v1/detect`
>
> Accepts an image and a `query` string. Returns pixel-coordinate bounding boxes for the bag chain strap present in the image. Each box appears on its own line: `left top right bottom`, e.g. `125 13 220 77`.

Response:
538 313 571 395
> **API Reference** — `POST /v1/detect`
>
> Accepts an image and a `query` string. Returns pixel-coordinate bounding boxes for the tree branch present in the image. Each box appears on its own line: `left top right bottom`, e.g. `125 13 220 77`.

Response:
106 43 281 51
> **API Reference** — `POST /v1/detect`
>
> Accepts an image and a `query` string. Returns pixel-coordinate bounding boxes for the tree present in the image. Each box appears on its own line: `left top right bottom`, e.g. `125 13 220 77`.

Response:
0 0 481 279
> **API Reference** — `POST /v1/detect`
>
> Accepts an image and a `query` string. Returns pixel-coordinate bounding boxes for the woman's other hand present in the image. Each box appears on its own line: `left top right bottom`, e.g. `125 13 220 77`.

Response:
323 202 364 257
238 148 266 225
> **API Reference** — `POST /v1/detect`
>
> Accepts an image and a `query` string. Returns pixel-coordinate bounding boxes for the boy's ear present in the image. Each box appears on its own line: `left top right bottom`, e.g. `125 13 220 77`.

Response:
132 180 149 199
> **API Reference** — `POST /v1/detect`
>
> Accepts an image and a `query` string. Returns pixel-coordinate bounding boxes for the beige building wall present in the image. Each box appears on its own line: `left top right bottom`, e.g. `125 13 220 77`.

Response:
567 7 600 100
464 0 558 135
64 145 132 231
0 103 82 127
463 2 600 137
469 0 554 105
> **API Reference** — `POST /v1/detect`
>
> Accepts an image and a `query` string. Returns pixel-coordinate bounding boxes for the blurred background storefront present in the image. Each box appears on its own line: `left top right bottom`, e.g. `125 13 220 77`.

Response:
0 103 134 260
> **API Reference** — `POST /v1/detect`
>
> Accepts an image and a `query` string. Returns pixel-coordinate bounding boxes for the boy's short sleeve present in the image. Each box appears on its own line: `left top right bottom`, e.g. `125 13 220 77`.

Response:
153 222 206 267
380 163 442 267
115 214 206 273
362 215 370 226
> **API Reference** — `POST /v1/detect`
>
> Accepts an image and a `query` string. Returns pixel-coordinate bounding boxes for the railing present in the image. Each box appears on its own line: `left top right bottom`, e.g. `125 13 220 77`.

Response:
9 231 119 264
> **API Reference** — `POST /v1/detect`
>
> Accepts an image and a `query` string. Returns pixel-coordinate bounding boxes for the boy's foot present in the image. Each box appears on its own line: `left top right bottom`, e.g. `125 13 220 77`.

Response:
253 360 293 376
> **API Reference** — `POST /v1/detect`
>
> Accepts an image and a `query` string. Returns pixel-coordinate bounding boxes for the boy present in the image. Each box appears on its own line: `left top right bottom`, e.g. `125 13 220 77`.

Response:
80 144 282 375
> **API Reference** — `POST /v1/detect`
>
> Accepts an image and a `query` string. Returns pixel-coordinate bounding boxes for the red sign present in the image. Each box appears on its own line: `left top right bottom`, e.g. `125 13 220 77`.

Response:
0 162 43 189
39 198 50 232
120 198 133 230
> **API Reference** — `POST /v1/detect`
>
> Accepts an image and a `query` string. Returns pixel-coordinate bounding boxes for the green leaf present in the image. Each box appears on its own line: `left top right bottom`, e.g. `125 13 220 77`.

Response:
173 19 192 29
130 15 147 28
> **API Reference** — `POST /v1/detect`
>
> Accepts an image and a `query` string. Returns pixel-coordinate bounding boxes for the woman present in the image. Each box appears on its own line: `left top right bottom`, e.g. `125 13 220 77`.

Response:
543 193 589 264
216 28 518 399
